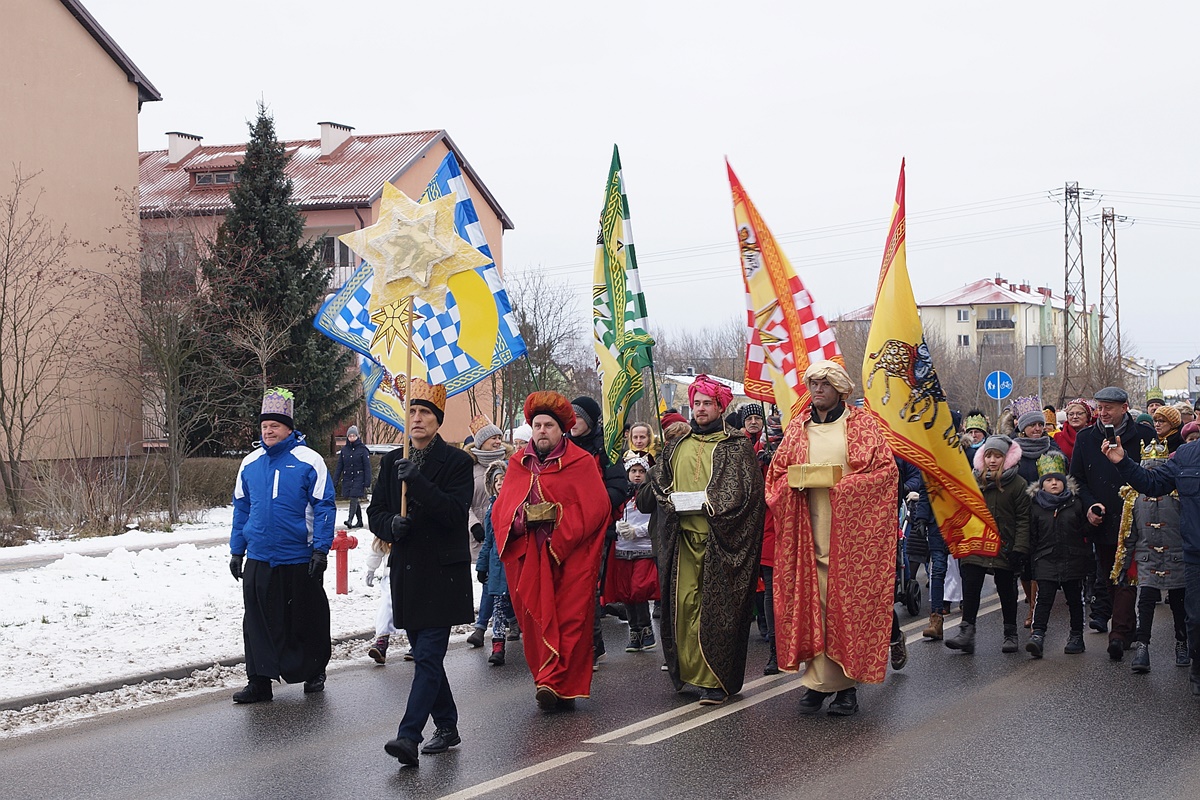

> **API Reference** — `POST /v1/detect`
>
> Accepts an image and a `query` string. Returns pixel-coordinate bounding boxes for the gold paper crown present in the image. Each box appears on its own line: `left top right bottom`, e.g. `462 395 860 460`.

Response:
468 414 493 437
409 378 446 413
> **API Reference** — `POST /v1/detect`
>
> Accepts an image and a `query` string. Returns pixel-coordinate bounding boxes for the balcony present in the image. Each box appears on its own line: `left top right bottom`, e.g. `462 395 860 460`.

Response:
978 344 1016 357
976 319 1016 330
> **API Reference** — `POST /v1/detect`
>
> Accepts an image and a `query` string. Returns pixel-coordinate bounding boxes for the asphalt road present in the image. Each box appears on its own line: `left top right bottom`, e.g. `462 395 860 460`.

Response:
5 599 1200 800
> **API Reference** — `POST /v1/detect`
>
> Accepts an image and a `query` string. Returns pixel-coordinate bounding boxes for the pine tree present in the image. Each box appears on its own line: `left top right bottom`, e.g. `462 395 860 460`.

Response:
201 103 357 452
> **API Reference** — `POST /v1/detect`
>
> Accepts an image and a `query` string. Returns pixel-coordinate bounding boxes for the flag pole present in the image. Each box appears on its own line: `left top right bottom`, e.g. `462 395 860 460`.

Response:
647 353 667 439
522 352 542 391
401 294 415 517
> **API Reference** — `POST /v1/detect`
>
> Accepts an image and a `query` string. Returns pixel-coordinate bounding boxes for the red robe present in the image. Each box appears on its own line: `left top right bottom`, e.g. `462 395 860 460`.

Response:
765 407 898 684
492 438 610 699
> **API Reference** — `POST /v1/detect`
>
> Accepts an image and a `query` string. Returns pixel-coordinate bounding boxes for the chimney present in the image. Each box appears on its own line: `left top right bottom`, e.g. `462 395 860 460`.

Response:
166 131 202 166
1038 286 1052 297
318 121 354 157
1019 282 1031 293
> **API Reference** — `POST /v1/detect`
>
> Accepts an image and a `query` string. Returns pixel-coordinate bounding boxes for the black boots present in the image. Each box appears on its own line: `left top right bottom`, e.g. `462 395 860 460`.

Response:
1130 642 1150 674
1001 624 1019 653
827 688 858 716
1026 633 1045 659
764 639 779 675
945 623 976 654
233 678 272 704
1064 631 1085 654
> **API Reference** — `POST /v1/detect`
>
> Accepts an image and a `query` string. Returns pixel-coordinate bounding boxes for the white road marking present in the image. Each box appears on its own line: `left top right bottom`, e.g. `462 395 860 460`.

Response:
436 751 595 800
629 678 806 745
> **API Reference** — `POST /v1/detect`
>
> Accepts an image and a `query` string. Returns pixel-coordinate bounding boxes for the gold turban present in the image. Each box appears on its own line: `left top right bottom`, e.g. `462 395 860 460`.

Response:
803 359 854 397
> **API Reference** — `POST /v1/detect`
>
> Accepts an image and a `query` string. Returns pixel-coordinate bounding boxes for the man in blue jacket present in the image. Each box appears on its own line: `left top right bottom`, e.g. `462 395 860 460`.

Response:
229 388 336 703
1103 428 1200 694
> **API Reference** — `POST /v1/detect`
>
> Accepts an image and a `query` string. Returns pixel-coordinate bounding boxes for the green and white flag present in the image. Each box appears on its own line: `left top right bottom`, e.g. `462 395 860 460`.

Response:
592 145 655 465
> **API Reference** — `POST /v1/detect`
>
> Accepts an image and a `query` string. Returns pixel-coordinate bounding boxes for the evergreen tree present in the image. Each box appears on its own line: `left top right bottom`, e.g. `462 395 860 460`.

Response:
201 103 357 452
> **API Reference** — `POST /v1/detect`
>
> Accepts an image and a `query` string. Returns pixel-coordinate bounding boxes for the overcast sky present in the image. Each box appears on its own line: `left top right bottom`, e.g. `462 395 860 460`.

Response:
89 0 1200 366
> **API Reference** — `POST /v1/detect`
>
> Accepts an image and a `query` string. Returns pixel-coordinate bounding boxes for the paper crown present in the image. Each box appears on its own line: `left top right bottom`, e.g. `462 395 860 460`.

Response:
1009 395 1042 420
1147 387 1165 403
1036 452 1067 477
468 414 493 437
260 387 295 426
409 378 446 413
964 413 990 434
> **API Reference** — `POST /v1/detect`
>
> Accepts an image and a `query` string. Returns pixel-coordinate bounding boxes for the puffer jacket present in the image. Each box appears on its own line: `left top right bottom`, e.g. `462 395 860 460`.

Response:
963 440 1030 571
1118 441 1200 565
333 438 371 497
231 431 336 566
1027 477 1092 582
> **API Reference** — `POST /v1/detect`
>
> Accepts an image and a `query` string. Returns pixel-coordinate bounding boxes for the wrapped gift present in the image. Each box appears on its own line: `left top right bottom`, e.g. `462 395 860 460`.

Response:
670 491 708 514
525 502 558 523
787 464 843 489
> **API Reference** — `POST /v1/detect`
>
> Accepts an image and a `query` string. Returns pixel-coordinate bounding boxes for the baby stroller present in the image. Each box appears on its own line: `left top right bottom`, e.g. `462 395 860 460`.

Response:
895 496 922 617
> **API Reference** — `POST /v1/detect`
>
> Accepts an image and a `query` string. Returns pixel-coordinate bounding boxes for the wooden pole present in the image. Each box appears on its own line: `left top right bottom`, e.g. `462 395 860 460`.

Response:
401 295 415 517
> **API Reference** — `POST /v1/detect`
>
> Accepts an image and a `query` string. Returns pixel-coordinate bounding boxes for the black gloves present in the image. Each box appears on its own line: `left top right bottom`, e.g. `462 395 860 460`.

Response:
477 569 488 584
230 554 244 581
471 523 485 543
391 515 411 542
309 550 327 579
1007 551 1027 574
395 458 418 482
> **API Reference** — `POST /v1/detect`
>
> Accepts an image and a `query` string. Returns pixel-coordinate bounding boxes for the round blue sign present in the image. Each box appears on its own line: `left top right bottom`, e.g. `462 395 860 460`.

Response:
985 370 1014 401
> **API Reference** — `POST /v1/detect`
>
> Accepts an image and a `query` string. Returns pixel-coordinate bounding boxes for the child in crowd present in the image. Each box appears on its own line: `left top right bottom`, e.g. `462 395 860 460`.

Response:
1025 453 1091 658
606 454 659 653
476 461 513 666
1116 456 1189 673
946 435 1030 655
365 540 399 664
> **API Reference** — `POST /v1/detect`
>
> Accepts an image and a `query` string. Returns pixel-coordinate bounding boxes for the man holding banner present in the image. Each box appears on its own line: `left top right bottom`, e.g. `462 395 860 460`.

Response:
767 361 898 717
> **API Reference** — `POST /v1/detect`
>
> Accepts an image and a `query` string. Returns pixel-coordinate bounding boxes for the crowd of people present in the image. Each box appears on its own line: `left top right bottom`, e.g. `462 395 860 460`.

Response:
224 374 1200 768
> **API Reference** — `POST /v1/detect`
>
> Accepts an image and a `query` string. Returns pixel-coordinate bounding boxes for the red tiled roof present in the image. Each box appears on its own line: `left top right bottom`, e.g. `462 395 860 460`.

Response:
138 130 513 229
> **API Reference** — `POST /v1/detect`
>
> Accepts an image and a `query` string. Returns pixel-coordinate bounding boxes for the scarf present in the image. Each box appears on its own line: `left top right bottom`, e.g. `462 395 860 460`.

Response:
690 417 726 435
1054 423 1080 460
1035 484 1075 510
1015 435 1051 460
978 464 1020 491
810 401 847 425
472 446 506 465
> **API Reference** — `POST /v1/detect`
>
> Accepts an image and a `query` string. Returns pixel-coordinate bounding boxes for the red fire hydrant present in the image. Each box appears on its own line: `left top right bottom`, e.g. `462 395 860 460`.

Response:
331 529 358 595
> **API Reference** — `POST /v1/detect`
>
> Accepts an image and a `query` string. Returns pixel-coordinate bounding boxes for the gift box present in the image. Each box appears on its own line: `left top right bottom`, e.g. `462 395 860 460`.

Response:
525 502 558 523
787 464 843 489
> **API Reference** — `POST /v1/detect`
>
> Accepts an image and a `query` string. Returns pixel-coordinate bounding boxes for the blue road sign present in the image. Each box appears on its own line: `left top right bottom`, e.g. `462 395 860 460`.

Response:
985 370 1014 401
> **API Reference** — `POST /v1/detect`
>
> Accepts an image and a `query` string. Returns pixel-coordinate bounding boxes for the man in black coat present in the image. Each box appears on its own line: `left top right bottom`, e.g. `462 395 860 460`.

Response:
1068 386 1155 659
368 380 474 767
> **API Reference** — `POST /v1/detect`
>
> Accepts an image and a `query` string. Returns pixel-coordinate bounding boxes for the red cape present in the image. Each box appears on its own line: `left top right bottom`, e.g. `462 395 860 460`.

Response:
765 407 898 683
492 440 610 698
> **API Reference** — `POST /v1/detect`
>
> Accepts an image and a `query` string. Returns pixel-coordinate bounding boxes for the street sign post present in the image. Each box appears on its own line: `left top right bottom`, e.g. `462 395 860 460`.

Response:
986 369 1014 423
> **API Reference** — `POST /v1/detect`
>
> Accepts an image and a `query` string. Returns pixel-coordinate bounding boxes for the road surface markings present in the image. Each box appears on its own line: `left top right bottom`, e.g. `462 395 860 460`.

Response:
437 751 595 800
629 677 806 745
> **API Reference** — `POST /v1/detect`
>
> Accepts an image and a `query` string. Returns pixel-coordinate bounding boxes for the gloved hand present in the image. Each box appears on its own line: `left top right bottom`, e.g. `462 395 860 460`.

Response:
615 520 635 541
471 523 485 543
395 458 418 482
365 569 376 587
230 554 244 581
309 550 328 579
1007 551 1027 574
477 569 488 584
391 515 411 542
906 491 920 503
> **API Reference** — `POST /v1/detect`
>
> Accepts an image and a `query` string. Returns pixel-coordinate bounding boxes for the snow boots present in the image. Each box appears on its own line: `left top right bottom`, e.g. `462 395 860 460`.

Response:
922 612 944 641
1002 623 1020 653
488 639 505 666
369 636 389 665
944 622 976 654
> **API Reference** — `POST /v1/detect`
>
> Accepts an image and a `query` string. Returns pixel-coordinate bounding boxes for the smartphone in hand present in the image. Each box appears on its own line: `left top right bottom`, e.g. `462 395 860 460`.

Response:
1104 424 1118 446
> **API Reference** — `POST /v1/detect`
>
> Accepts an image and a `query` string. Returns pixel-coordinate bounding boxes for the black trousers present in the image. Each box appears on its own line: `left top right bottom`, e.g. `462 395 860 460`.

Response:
1031 578 1085 635
960 564 1018 627
1136 586 1187 645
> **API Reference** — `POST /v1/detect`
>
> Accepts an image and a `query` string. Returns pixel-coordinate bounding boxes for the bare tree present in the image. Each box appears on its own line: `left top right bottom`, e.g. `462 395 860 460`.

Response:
0 170 91 520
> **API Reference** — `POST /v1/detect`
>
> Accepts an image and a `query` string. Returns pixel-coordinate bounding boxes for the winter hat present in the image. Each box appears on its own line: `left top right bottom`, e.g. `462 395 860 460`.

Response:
409 378 447 424
346 425 359 438
982 434 1013 456
739 403 765 425
1036 451 1068 478
525 391 576 432
1182 421 1200 441
260 387 295 429
1136 412 1155 427
1153 405 1182 431
725 412 742 430
484 460 508 496
511 423 533 444
1017 410 1046 433
963 412 990 435
474 423 503 444
623 453 651 473
570 396 601 432
660 412 688 428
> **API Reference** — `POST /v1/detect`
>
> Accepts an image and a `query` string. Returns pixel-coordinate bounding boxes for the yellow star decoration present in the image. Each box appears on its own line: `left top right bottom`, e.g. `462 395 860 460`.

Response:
369 300 423 359
339 184 490 314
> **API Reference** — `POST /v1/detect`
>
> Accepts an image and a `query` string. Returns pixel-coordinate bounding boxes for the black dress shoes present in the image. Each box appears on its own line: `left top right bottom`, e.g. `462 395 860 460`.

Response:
827 687 859 716
421 728 461 754
385 737 420 766
798 688 831 715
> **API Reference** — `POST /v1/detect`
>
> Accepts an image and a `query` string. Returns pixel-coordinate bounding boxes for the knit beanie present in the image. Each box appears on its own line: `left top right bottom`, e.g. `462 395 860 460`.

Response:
1153 405 1182 431
347 425 359 438
982 434 1013 456
1017 410 1045 433
474 423 503 444
570 396 601 433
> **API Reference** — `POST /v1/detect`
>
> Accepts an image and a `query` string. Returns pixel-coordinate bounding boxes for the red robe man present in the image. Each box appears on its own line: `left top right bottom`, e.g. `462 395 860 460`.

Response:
492 391 611 711
766 361 898 717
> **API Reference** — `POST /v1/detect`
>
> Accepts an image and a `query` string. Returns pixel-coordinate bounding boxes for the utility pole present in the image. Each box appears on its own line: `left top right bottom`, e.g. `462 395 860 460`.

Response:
1059 181 1091 404
1099 207 1122 381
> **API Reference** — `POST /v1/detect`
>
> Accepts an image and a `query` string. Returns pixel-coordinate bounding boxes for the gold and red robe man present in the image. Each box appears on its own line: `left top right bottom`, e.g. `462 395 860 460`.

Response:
492 436 610 701
766 403 898 689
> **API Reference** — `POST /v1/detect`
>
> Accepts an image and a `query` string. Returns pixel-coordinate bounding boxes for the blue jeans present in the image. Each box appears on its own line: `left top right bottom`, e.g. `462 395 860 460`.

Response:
474 592 494 630
397 627 456 742
927 549 948 611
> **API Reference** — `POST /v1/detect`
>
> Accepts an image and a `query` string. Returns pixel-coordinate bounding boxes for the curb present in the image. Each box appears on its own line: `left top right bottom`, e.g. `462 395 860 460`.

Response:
0 629 375 713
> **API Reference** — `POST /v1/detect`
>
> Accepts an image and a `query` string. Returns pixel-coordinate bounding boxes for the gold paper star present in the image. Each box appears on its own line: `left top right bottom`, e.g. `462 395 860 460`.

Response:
369 299 423 359
339 184 490 315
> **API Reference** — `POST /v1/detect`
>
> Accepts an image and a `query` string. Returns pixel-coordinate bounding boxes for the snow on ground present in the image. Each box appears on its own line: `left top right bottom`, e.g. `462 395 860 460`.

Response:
0 504 483 738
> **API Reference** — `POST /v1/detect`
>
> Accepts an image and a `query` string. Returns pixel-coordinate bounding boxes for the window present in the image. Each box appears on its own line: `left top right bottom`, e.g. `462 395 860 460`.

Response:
957 309 970 322
957 334 970 347
193 171 238 187
322 236 355 268
986 306 1012 321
